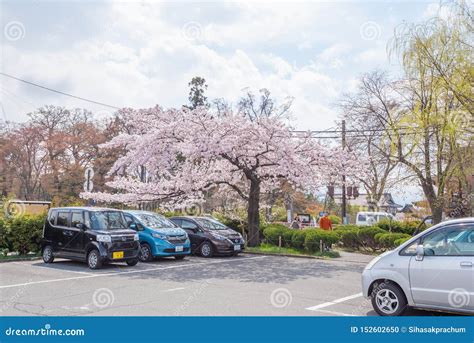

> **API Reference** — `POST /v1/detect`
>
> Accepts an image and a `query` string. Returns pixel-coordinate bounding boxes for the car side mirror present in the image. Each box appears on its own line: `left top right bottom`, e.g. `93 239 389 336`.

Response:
129 223 137 230
136 223 145 231
76 223 86 231
415 244 424 261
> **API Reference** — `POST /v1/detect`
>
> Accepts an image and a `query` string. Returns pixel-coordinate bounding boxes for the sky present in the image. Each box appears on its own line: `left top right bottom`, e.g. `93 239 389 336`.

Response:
0 0 441 203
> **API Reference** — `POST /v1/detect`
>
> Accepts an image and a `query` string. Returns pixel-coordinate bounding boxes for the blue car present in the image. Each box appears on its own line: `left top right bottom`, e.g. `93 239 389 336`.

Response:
123 210 191 262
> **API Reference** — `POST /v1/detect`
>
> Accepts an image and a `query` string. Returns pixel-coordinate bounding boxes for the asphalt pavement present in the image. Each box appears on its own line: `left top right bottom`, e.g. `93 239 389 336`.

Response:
0 253 455 316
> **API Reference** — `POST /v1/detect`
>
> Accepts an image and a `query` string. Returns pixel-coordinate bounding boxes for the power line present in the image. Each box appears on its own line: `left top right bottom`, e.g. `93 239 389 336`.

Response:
0 72 120 110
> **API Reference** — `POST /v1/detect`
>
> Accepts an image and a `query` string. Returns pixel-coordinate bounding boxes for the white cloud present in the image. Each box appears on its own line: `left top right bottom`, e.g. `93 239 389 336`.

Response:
0 0 432 131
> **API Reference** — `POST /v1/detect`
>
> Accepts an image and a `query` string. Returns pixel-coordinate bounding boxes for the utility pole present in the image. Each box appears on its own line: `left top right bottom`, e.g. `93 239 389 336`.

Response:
139 165 146 210
341 120 347 224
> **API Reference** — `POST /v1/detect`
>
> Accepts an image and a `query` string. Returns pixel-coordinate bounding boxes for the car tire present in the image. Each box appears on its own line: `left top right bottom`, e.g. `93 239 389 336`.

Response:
174 255 186 260
371 282 407 316
126 258 139 266
42 245 54 263
200 241 213 258
139 243 153 262
87 249 103 270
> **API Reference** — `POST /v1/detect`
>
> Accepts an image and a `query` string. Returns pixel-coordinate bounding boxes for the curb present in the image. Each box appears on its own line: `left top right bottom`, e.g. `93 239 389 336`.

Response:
243 251 369 264
0 256 41 263
243 251 333 261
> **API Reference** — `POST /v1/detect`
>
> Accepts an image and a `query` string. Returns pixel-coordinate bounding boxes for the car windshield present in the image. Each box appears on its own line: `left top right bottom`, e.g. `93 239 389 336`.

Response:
90 211 127 230
196 218 226 230
136 213 176 229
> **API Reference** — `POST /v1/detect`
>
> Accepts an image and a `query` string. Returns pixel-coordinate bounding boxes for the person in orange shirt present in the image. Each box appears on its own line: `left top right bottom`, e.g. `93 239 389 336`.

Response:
319 212 333 231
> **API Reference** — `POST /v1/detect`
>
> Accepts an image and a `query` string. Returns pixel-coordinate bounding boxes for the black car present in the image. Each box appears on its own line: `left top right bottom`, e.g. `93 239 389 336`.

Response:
169 216 245 257
41 207 140 269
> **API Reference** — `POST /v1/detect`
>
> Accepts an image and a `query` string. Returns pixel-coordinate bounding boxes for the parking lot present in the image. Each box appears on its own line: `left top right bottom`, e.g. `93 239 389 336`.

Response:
0 253 454 316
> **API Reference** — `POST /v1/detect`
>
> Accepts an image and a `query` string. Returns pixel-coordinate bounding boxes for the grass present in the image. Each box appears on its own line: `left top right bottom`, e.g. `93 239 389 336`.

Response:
0 253 41 261
246 243 340 258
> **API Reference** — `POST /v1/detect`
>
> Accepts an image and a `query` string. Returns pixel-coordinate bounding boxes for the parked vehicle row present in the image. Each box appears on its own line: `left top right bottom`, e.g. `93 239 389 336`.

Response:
41 207 245 269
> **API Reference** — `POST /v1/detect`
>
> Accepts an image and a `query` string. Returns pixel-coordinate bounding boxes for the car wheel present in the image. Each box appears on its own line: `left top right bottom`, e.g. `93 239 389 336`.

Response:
139 243 153 262
200 241 213 258
371 282 407 316
42 245 54 263
87 249 103 269
174 255 186 260
126 258 139 266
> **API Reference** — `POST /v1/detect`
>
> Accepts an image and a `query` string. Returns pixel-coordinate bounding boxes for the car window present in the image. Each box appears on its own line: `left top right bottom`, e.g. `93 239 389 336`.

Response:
358 214 366 222
90 211 127 230
170 218 181 226
135 213 175 229
56 211 69 227
48 210 57 225
422 225 474 256
400 239 419 256
124 214 135 226
71 212 84 228
181 220 198 229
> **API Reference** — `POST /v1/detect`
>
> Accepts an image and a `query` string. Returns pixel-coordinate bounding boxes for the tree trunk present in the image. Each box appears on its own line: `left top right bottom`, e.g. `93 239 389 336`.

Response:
247 179 261 247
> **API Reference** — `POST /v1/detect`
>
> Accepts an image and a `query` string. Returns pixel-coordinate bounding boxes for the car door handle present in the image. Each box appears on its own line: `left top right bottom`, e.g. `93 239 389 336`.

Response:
63 231 73 236
460 261 473 267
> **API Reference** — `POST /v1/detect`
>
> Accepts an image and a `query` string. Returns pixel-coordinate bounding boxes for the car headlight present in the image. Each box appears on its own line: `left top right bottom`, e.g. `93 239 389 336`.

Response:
133 234 139 241
212 233 227 241
152 233 167 240
96 235 111 243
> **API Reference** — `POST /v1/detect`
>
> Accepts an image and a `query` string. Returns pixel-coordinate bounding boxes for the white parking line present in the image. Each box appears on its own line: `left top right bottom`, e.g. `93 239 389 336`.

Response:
163 287 185 292
306 292 363 311
0 256 266 290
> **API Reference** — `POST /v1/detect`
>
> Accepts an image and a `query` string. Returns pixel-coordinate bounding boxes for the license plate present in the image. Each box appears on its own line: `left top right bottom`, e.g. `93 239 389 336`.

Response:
113 251 124 259
175 246 183 252
234 245 240 251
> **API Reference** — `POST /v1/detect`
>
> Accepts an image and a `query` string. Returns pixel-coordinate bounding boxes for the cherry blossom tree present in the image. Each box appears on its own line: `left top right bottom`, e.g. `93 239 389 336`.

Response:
82 106 363 246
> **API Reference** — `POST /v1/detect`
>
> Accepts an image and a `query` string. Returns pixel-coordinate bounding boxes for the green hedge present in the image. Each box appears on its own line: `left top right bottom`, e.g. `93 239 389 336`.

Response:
262 224 290 246
262 221 414 253
375 232 411 249
0 214 46 255
329 215 342 224
304 229 339 253
376 219 426 235
291 230 307 249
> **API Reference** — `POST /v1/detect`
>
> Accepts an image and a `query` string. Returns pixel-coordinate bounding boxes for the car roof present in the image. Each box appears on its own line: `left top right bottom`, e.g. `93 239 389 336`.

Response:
50 207 121 212
123 210 165 216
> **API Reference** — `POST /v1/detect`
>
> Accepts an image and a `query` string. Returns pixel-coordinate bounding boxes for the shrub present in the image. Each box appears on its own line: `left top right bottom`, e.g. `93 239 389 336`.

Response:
291 230 307 249
340 229 360 249
282 229 295 247
328 215 342 225
376 219 404 233
394 237 411 246
6 214 45 255
376 219 426 235
304 229 339 253
375 232 411 249
357 227 386 251
263 225 290 246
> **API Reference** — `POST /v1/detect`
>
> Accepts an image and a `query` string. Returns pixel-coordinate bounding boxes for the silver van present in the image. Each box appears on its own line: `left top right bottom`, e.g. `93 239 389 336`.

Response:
362 218 474 316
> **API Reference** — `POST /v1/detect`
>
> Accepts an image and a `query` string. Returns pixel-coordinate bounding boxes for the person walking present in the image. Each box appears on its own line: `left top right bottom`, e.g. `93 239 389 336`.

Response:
319 212 333 231
291 215 301 229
